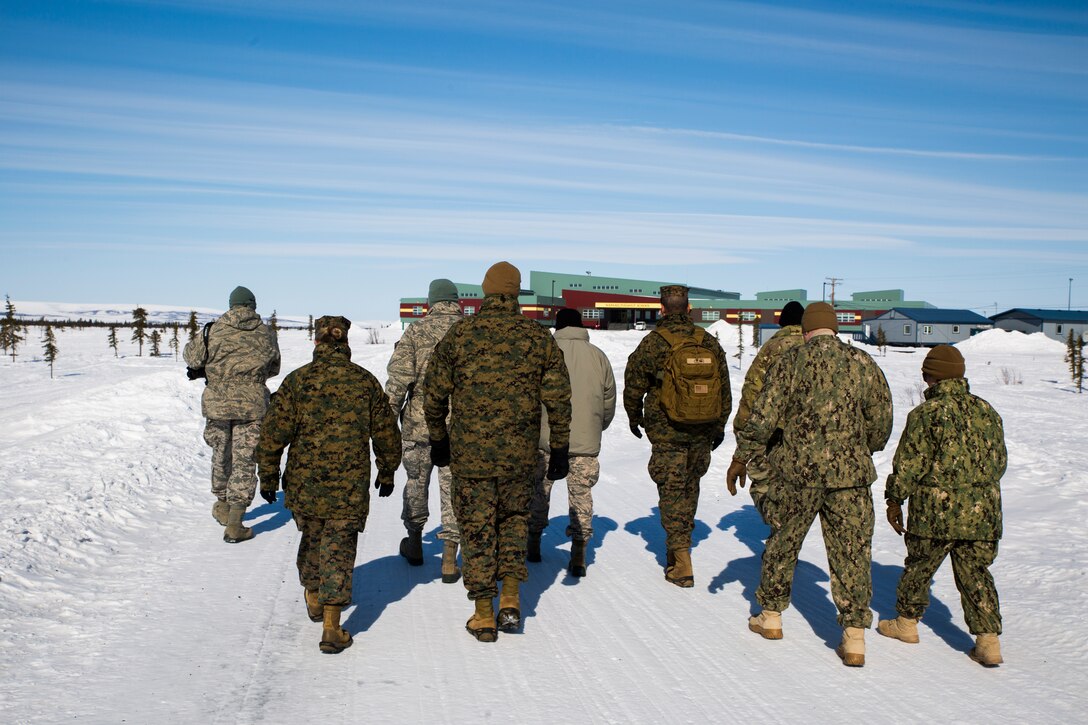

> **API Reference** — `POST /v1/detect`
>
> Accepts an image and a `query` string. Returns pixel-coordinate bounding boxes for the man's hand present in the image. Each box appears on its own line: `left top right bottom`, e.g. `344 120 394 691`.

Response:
886 500 905 536
546 445 570 481
374 469 395 498
260 489 278 505
430 436 451 467
712 431 725 451
726 459 747 496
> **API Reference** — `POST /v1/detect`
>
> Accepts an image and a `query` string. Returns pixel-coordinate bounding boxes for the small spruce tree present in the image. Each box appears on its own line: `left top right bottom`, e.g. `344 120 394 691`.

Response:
42 324 58 378
307 314 314 341
751 321 760 348
2 295 23 362
269 309 279 332
1072 331 1085 394
108 325 120 357
876 324 887 356
186 311 199 344
169 324 180 361
734 319 744 369
149 329 162 357
1066 328 1077 380
131 306 148 356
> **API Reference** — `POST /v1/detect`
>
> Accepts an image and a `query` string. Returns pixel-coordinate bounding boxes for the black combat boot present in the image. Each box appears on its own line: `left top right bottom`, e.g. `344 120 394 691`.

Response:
569 539 587 577
399 529 423 566
527 531 542 563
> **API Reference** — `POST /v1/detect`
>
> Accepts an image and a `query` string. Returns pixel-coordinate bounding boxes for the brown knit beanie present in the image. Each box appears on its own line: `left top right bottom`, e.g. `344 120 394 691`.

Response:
481 261 521 296
922 345 965 380
801 302 838 333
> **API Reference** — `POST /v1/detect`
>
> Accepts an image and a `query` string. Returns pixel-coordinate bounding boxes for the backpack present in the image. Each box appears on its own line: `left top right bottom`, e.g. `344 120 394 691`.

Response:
654 327 722 424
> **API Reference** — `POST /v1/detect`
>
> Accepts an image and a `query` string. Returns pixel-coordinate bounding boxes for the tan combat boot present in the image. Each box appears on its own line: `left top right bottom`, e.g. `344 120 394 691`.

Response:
319 605 353 654
877 615 920 644
665 549 694 588
968 633 1003 667
212 499 229 526
836 627 866 667
441 541 461 584
497 577 521 632
399 529 423 566
527 531 542 563
304 589 322 622
466 598 497 642
569 539 587 578
223 505 253 543
748 610 783 640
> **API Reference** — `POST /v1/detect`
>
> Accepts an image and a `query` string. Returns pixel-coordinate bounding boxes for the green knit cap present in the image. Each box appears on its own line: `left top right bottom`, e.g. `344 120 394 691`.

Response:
428 278 459 305
228 286 256 309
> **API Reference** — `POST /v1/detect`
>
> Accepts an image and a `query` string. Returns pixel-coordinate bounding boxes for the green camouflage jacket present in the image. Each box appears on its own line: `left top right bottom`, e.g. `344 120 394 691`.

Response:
385 300 462 443
623 312 731 447
424 294 571 478
885 377 1006 540
733 324 803 435
183 305 280 421
736 334 893 489
256 343 402 521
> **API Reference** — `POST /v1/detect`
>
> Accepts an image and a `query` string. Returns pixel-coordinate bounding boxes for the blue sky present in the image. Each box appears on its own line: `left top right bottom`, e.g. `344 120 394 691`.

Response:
2 0 1086 320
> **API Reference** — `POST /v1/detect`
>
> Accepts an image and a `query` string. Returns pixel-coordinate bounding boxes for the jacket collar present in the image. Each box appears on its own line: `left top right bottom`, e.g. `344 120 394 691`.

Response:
924 376 969 400
555 326 590 342
313 342 352 362
480 294 520 316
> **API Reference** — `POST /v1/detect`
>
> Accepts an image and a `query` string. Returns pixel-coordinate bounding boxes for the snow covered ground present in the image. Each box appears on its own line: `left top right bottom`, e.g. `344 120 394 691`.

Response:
2 314 1086 723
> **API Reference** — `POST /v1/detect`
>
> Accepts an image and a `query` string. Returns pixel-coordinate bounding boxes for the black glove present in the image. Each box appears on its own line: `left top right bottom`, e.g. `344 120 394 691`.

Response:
260 489 277 505
629 421 643 439
546 445 570 480
430 436 451 467
712 431 725 451
374 469 395 498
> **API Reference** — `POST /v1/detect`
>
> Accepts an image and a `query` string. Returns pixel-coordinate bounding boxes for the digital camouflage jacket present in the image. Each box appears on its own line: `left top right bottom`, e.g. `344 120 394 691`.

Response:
885 377 1006 540
385 300 462 443
736 334 893 489
256 343 402 522
623 312 731 447
424 294 571 478
182 305 280 421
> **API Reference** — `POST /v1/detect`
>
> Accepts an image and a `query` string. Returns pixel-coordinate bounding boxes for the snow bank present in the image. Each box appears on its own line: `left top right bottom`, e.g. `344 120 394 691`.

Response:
956 327 1067 356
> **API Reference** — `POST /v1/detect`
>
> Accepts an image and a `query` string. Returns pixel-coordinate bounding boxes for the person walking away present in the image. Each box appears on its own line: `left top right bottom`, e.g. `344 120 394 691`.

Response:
425 261 572 641
529 308 616 577
183 285 280 543
624 285 731 588
256 316 402 653
735 302 892 667
879 344 1007 667
386 278 463 582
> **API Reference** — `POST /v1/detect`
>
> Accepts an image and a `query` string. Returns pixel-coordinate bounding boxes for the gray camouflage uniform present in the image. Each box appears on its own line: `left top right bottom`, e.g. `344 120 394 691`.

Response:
385 300 462 543
183 305 280 506
736 333 892 629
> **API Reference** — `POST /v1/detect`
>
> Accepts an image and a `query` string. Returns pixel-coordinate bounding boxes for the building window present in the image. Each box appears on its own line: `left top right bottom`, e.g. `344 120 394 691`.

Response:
836 312 854 324
740 311 757 322
922 325 932 335
582 308 603 320
903 325 912 335
1057 324 1063 334
464 306 475 315
412 306 423 315
952 325 960 334
702 310 720 321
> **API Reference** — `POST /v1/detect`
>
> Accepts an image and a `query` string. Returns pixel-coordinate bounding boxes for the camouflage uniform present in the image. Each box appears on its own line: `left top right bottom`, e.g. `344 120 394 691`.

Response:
885 377 1006 634
183 305 280 506
736 334 892 628
624 311 731 553
532 324 616 542
732 324 803 520
256 338 402 606
385 300 462 543
424 294 571 600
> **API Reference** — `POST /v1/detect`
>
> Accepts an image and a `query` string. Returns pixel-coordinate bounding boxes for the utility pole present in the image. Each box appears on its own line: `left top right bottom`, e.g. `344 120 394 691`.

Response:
825 277 843 307
1070 278 1074 311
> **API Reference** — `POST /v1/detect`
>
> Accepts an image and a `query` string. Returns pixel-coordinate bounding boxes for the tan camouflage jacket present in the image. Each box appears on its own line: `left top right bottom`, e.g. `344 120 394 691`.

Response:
182 305 280 421
736 334 893 489
424 294 572 478
255 342 402 522
733 324 803 435
623 312 731 447
885 377 1006 540
385 301 462 443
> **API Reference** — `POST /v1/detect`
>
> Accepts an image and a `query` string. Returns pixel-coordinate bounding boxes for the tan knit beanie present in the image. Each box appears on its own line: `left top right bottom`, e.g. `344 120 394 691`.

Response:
922 345 965 380
481 261 521 296
801 302 838 333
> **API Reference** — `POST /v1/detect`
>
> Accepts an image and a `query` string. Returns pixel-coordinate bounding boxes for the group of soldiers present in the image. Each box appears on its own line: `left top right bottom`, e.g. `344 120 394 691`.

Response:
183 263 1007 667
